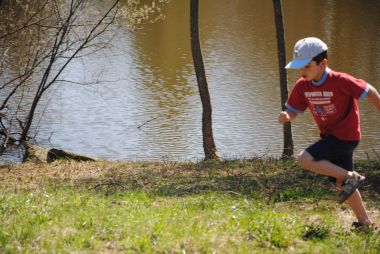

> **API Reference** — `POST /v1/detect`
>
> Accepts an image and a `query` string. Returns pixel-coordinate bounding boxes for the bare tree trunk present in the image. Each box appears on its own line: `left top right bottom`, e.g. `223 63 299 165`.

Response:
273 0 294 158
190 0 219 160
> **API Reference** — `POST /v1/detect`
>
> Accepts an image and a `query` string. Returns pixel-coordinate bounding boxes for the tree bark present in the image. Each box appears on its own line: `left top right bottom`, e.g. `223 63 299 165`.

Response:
273 0 294 158
190 0 219 160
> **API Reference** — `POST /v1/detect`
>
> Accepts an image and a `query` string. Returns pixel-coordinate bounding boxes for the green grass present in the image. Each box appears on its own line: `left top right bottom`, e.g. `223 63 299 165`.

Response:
0 159 379 253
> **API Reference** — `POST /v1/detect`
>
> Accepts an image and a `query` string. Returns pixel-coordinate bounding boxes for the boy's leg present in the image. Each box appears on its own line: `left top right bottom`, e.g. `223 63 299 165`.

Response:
298 136 364 185
299 152 371 225
297 137 371 226
347 190 372 225
298 150 354 183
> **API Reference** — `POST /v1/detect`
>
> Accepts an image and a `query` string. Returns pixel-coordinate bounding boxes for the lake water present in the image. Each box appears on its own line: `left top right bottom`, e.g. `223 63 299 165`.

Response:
1 0 380 162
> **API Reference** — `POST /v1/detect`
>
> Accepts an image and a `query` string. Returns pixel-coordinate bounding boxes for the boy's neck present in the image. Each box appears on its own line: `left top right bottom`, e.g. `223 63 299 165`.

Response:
312 67 330 86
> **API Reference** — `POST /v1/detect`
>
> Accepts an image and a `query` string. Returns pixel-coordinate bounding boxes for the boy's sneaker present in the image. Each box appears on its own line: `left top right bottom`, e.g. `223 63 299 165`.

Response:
338 172 365 204
352 222 378 233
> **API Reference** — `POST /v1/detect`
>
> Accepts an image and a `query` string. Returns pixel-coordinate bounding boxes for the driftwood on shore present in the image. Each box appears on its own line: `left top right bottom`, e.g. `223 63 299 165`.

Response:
25 144 96 163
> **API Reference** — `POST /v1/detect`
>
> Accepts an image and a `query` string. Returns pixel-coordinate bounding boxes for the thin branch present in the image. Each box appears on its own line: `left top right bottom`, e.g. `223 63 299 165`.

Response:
137 117 158 129
43 0 119 92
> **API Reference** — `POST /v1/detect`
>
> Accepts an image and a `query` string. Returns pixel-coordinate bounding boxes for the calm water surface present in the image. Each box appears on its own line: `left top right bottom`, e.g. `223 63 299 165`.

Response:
1 0 380 162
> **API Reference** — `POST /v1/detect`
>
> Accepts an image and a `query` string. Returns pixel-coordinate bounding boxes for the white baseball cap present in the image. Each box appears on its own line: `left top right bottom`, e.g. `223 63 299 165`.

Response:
285 37 328 69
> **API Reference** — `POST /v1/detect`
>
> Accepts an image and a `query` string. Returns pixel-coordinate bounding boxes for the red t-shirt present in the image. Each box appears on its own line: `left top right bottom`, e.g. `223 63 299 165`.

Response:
286 69 369 141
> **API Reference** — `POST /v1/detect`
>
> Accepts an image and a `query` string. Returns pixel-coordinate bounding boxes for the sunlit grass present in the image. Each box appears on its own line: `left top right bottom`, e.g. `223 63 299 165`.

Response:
0 159 379 253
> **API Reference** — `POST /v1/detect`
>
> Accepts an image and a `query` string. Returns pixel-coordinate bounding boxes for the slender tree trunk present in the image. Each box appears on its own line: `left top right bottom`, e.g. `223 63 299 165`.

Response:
273 0 294 158
190 0 219 160
20 95 41 142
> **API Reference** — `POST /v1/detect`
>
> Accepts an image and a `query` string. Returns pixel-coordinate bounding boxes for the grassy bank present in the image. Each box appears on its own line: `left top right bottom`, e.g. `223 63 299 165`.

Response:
0 159 379 253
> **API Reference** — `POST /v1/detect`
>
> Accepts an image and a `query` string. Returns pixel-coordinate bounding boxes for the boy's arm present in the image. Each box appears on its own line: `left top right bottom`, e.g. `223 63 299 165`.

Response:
367 84 380 112
279 110 298 124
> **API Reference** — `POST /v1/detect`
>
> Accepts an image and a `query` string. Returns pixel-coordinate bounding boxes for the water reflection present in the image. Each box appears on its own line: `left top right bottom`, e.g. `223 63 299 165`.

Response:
1 0 380 162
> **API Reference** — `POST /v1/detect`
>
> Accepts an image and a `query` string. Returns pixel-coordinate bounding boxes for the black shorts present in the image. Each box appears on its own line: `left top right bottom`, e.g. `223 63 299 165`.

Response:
306 135 359 181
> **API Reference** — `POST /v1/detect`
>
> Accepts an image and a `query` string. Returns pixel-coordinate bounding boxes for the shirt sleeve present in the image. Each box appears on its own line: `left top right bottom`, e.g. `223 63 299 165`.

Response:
340 74 369 99
358 83 370 99
285 82 308 113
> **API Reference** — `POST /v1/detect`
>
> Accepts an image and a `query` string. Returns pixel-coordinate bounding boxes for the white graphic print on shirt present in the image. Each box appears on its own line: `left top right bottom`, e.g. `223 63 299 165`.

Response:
305 91 336 120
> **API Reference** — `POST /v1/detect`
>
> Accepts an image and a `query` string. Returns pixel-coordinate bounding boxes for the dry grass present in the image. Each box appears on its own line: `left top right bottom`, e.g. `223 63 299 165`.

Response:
1 158 379 201
0 159 321 195
1 158 379 253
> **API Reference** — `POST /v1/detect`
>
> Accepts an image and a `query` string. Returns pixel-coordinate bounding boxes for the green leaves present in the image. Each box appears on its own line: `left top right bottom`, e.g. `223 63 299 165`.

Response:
302 223 330 240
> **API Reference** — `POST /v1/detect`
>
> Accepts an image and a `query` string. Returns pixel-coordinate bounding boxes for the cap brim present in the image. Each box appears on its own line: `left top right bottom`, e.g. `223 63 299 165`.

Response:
285 58 312 69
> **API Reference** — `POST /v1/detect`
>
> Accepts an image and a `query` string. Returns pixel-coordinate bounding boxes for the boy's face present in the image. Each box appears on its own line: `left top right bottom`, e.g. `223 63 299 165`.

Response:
299 59 327 81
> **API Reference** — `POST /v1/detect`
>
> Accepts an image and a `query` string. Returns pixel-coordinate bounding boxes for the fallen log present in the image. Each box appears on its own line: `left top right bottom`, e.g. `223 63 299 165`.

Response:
25 144 96 163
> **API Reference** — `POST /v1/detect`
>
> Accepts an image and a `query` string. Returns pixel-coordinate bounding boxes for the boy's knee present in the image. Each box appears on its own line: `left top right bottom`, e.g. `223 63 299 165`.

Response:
297 150 313 168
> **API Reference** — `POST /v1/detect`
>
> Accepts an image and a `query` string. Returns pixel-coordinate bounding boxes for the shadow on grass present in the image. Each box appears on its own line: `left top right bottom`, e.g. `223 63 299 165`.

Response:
72 159 342 203
5 158 379 205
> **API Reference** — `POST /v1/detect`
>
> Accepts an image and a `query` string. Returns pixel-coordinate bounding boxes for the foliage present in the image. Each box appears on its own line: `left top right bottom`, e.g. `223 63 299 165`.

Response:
0 0 120 150
0 159 379 253
118 0 171 26
0 0 170 152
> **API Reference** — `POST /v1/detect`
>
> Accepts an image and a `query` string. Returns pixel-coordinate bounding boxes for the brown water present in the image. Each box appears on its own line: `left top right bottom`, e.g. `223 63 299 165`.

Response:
1 0 380 162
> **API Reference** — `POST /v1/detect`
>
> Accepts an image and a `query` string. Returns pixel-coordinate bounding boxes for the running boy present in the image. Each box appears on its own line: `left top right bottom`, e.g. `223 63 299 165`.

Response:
279 37 380 227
